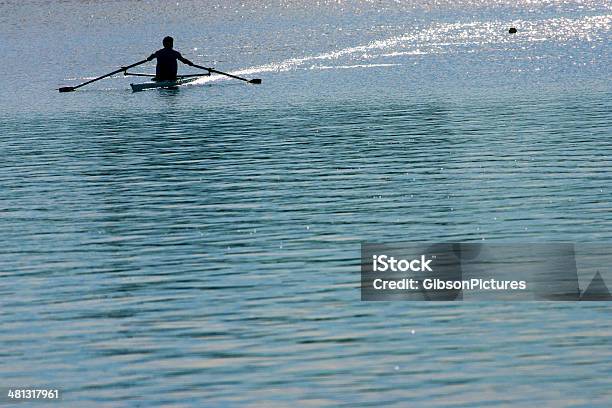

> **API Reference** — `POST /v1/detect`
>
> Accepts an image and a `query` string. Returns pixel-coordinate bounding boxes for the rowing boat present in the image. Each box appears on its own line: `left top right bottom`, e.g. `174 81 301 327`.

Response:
130 77 198 92
129 73 205 92
58 59 260 93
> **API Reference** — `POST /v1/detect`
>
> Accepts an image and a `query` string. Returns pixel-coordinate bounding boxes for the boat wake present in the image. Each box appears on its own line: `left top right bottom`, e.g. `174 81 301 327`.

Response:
192 13 609 86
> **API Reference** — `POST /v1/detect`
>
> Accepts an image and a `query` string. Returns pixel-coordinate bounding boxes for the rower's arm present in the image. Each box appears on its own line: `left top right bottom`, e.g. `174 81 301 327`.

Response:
146 53 156 61
178 54 194 66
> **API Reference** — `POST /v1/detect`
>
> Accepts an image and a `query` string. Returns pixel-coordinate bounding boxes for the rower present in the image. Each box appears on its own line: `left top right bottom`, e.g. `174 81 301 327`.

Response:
59 42 260 92
146 36 196 81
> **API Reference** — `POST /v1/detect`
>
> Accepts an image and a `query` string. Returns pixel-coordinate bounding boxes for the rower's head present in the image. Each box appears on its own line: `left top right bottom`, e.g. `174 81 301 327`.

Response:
163 36 174 49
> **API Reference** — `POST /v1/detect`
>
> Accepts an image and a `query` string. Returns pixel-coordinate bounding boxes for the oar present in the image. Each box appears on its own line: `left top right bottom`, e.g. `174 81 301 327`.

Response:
191 64 262 84
59 59 149 92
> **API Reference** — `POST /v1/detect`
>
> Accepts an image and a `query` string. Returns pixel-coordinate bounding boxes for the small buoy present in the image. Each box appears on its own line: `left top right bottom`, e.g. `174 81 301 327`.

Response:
509 27 517 34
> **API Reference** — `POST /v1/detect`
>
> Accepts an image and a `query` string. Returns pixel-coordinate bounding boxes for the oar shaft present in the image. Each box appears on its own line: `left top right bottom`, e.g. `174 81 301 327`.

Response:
209 68 251 82
191 64 254 83
64 59 149 91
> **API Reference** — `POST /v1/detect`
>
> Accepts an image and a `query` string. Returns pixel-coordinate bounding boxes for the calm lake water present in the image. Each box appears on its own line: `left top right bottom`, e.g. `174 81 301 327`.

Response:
1 0 611 406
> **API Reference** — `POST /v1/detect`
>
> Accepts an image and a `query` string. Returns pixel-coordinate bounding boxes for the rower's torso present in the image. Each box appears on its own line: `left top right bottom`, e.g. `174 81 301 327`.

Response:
154 48 181 80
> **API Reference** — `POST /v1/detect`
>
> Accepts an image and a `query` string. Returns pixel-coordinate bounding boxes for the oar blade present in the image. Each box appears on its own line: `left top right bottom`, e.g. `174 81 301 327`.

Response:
249 78 262 84
58 86 76 93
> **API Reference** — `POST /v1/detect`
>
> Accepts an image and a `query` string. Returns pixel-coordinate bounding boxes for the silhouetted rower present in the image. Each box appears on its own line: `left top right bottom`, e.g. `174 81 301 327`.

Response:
147 36 194 81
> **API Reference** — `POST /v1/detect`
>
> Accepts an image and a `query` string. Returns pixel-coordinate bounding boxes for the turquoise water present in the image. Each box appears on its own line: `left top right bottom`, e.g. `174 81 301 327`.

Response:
1 0 611 406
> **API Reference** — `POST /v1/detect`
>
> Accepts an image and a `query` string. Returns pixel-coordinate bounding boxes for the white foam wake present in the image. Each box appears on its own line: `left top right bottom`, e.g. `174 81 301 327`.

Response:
193 14 610 85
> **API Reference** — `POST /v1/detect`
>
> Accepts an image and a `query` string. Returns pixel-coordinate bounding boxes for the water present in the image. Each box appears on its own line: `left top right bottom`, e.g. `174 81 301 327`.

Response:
1 0 611 406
